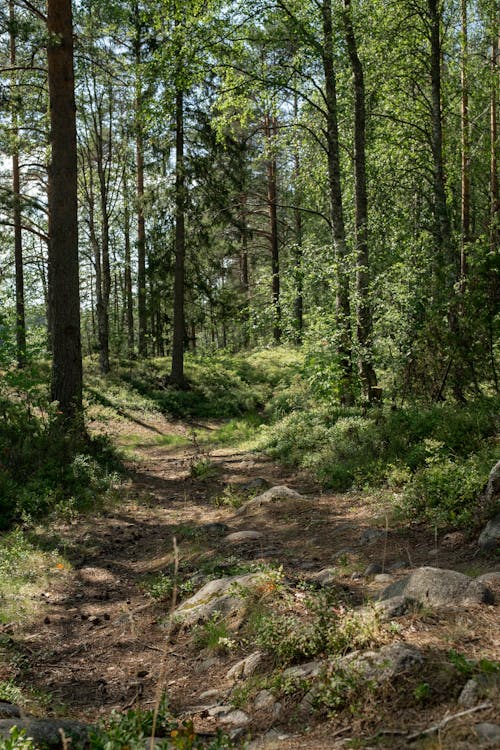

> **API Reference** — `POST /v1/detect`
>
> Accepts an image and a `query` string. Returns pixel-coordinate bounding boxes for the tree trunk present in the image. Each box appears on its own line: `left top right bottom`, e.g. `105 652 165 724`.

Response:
343 0 377 401
47 0 83 422
96 114 111 375
293 91 303 345
170 87 186 386
460 0 470 282
321 0 354 404
264 113 281 344
491 2 499 253
239 192 251 347
9 0 26 369
134 3 147 357
124 169 134 356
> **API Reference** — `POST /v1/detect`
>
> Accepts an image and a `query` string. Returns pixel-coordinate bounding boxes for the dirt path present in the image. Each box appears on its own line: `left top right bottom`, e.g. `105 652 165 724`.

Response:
3 414 499 748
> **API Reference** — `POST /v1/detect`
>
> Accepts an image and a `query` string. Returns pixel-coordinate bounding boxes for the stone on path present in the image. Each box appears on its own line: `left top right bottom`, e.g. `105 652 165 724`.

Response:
478 513 500 554
226 530 263 543
236 486 304 515
0 704 21 719
373 595 417 621
474 722 500 745
340 642 424 682
173 573 265 627
308 568 337 586
379 567 494 607
226 652 264 681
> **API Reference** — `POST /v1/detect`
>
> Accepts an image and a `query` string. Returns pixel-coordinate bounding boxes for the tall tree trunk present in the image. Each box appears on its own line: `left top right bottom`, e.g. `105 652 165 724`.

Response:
491 2 499 254
321 0 354 404
96 120 111 375
239 191 250 347
134 3 147 357
47 0 83 422
343 0 377 401
293 91 303 344
460 0 470 282
123 169 134 356
428 0 452 267
9 0 26 368
264 113 281 344
170 87 186 385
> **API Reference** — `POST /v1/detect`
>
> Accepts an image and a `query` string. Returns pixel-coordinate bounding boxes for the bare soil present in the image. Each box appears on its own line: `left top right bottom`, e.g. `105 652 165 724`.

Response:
1 413 498 749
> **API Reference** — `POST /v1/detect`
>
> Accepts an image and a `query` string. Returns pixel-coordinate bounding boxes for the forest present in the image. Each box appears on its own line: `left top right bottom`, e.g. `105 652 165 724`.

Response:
0 0 499 748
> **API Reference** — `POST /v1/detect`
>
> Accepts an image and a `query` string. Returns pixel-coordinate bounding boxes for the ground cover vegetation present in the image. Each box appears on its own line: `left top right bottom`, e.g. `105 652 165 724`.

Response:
0 0 499 747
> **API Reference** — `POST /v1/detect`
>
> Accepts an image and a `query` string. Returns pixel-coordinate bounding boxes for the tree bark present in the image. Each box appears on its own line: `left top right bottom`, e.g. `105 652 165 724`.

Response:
264 113 281 344
9 0 26 369
170 87 187 385
134 2 147 357
321 0 354 404
293 90 303 345
460 0 470 282
343 0 377 401
491 2 499 254
47 0 83 422
123 168 134 356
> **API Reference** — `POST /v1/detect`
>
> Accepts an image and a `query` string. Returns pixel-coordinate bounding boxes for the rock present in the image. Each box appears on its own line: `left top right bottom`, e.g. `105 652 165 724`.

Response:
478 513 500 554
298 690 316 716
476 571 500 600
247 728 289 749
242 478 270 492
374 573 393 583
219 709 249 726
236 486 303 515
341 642 424 681
388 560 409 571
458 674 499 708
474 722 500 745
363 563 382 577
173 573 264 627
201 523 229 536
379 567 494 608
198 689 221 701
254 690 276 710
480 461 500 507
350 572 363 581
0 704 21 719
360 528 385 545
0 719 89 748
226 531 263 543
195 656 220 674
373 595 417 620
226 652 264 681
283 660 324 681
308 568 337 586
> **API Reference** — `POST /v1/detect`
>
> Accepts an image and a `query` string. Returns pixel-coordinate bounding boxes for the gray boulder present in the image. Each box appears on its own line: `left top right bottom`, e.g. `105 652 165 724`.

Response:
0 704 21 719
379 567 494 607
340 642 424 681
474 722 500 745
225 530 263 543
478 513 500 554
173 573 264 627
236 486 303 515
373 595 417 621
0 719 89 748
226 651 264 681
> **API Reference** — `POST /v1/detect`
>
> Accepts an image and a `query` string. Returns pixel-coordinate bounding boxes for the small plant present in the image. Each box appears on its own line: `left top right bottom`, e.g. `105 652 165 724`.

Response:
189 459 219 481
211 485 246 509
313 660 375 717
143 573 196 603
413 681 431 702
0 727 35 750
192 614 234 653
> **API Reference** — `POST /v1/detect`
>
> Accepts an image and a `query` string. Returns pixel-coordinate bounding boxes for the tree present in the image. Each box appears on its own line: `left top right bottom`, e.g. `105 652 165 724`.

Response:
47 0 83 420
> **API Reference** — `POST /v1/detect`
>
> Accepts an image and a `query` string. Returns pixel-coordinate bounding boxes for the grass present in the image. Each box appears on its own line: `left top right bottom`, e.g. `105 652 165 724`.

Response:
0 528 69 624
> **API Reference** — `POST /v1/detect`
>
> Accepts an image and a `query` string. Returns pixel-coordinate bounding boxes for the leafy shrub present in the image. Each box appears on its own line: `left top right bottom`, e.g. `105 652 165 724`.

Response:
252 592 380 666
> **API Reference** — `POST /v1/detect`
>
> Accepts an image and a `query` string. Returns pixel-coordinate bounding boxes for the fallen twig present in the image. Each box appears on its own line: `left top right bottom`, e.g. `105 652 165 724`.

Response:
407 702 492 741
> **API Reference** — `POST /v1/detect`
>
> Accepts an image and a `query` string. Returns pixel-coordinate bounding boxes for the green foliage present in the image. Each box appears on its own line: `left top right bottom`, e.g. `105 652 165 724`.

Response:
189 459 219 481
89 700 235 749
260 395 498 527
447 650 500 679
0 728 35 750
211 485 246 509
191 615 235 654
142 573 196 602
312 661 375 717
251 591 380 667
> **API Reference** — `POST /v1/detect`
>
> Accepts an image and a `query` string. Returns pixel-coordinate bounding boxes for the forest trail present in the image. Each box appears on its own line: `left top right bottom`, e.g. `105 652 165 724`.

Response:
5 413 499 749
